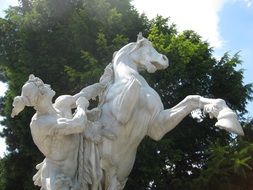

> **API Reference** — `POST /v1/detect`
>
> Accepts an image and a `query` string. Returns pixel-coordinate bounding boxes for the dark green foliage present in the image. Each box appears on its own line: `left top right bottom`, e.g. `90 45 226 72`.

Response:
0 1 252 189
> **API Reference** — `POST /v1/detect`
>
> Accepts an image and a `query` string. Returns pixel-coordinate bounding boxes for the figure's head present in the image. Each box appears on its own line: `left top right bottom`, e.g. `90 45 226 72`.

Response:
130 33 169 73
11 74 56 117
76 97 89 110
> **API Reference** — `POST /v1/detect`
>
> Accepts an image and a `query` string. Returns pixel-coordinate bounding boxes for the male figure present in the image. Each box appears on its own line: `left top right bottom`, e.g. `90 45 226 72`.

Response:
12 75 113 190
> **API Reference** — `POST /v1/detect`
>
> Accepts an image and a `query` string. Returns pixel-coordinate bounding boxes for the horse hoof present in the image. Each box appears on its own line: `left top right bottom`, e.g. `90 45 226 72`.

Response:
215 107 244 136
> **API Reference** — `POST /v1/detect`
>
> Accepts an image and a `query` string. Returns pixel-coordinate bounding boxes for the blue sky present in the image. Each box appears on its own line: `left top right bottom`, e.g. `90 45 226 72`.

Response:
218 1 253 117
218 1 253 116
0 0 252 156
218 1 253 86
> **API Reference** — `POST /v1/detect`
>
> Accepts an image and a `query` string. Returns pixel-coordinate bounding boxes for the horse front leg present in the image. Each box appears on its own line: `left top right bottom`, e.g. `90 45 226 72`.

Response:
148 95 243 141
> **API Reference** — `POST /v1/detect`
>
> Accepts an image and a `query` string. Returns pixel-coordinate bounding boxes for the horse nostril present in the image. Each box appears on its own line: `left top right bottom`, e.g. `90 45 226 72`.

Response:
162 55 167 61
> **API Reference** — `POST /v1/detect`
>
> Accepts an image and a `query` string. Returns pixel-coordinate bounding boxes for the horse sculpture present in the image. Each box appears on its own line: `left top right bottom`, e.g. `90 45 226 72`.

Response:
97 33 244 190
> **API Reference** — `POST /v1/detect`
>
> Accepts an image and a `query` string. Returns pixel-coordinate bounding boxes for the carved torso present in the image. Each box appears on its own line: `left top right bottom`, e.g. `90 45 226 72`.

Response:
30 114 79 161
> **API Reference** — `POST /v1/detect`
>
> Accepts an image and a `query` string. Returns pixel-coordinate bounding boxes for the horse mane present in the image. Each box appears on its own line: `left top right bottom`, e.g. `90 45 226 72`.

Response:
112 37 151 66
112 42 136 65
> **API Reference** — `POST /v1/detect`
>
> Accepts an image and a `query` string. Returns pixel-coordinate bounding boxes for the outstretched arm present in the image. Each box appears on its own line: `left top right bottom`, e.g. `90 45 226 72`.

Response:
35 98 88 136
78 83 106 100
52 98 88 136
54 83 105 117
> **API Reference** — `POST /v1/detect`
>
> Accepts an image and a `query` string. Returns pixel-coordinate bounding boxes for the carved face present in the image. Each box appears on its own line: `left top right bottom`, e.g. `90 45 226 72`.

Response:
130 38 169 73
21 82 55 106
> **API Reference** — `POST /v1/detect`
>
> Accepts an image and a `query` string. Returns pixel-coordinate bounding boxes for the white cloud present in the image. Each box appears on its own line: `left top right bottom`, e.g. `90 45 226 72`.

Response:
233 0 253 7
5 0 19 6
0 0 19 18
132 0 227 48
243 0 253 7
0 82 8 97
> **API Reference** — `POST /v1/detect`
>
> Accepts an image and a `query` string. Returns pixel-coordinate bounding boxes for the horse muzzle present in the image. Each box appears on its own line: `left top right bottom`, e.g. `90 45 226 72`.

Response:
151 55 169 70
162 55 169 69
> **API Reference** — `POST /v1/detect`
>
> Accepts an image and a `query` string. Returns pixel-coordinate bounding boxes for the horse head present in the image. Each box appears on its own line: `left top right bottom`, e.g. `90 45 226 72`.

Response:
129 33 169 73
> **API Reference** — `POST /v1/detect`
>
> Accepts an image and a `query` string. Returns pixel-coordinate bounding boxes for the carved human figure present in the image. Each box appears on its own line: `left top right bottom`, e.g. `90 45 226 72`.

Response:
11 75 85 190
11 75 113 190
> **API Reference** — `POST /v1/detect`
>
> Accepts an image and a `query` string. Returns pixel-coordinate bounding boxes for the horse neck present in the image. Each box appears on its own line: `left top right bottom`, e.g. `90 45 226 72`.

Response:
113 44 141 81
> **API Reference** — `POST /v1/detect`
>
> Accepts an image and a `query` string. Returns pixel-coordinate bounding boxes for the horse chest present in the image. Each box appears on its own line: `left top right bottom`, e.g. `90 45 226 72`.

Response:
140 86 163 114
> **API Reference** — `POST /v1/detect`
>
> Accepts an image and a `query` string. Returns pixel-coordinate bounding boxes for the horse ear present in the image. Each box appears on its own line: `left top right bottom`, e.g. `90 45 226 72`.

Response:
29 74 35 80
113 51 118 58
137 32 143 41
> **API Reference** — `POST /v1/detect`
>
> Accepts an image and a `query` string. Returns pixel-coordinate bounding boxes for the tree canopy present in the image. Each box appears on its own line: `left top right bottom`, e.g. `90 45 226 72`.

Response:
0 0 252 190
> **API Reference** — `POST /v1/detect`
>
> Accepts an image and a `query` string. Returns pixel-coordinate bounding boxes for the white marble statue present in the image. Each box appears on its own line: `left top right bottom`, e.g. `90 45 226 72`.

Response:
11 75 113 190
11 33 244 190
97 33 244 190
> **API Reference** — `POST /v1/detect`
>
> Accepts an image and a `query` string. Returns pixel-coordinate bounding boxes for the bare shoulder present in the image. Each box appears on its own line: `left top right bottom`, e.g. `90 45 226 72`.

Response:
30 114 57 130
54 95 75 110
